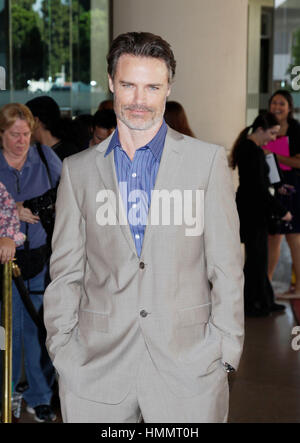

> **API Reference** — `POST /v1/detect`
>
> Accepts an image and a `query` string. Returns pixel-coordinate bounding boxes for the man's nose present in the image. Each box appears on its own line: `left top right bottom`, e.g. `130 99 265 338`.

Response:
134 87 146 103
18 134 27 144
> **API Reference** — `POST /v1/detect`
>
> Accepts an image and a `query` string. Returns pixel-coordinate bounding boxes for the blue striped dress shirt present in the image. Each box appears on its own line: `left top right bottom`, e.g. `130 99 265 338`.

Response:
105 120 168 257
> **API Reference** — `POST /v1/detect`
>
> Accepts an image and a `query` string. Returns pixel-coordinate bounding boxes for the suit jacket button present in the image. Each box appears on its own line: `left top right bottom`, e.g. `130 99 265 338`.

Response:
139 262 145 269
140 310 148 318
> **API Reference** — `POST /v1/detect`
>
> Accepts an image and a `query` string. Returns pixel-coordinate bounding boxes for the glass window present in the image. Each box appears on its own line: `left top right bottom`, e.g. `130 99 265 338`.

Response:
0 0 111 115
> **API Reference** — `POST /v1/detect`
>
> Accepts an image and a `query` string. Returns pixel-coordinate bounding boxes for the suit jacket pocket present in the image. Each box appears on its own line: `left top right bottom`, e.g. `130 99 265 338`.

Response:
177 302 211 327
78 309 109 333
175 303 222 369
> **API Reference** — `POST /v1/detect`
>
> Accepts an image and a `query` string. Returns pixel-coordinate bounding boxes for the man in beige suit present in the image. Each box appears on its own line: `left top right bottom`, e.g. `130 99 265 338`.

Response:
44 32 244 423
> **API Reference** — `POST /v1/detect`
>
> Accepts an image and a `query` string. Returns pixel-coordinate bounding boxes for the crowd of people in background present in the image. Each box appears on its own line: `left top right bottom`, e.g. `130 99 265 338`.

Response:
0 97 117 422
0 102 61 422
25 96 117 159
230 89 300 316
267 91 300 298
0 90 299 420
230 112 291 317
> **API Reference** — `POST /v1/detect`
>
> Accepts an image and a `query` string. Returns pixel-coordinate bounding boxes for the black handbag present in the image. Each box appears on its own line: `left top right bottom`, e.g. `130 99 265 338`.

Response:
15 242 50 281
15 144 55 281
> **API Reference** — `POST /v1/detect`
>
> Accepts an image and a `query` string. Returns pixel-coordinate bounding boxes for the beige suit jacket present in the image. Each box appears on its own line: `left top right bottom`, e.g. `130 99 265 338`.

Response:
44 127 244 404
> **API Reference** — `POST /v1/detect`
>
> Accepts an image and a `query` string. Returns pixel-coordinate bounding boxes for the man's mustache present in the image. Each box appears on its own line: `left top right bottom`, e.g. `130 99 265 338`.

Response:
124 105 153 112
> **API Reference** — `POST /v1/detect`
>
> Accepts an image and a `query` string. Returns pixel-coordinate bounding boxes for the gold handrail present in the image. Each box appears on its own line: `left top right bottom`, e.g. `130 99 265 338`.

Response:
1 261 13 423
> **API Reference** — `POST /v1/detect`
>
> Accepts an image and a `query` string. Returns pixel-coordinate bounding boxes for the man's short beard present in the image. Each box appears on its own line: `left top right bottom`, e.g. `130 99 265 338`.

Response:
117 109 163 131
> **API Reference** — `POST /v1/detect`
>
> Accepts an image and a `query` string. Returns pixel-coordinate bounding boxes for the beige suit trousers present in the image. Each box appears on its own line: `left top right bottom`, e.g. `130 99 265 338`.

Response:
59 348 229 423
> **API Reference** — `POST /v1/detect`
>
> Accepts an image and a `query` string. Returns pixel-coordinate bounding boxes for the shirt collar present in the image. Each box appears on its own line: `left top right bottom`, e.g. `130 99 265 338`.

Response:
105 120 167 162
0 145 40 171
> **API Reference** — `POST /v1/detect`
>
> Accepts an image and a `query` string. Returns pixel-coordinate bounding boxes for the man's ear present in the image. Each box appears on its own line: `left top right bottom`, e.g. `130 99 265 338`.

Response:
166 84 172 98
108 75 114 94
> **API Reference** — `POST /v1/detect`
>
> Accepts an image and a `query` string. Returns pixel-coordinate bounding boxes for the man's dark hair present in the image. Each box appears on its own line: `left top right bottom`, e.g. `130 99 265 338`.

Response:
93 109 116 130
107 32 176 83
26 95 61 135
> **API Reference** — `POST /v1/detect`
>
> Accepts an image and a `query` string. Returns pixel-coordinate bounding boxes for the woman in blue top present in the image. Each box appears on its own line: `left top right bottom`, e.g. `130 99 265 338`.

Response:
0 103 62 422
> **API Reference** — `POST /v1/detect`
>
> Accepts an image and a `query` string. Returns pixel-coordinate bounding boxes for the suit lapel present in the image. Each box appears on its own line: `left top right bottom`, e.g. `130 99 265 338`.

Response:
140 128 184 257
95 141 137 256
95 128 185 258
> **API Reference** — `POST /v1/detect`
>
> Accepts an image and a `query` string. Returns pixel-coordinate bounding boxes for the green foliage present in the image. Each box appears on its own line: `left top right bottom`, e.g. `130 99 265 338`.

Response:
90 7 110 90
292 28 300 66
40 0 72 81
11 0 109 91
72 2 91 83
11 1 44 88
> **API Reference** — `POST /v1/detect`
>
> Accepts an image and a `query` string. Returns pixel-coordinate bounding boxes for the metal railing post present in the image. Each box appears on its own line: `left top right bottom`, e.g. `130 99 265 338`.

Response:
1 261 13 423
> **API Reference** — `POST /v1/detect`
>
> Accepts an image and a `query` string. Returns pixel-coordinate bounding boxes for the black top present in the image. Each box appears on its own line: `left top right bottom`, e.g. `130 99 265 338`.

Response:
286 118 300 160
52 140 80 161
235 139 286 239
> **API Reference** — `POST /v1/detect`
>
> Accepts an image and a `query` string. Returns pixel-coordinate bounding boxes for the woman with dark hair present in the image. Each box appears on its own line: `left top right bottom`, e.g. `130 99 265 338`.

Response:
98 99 114 111
230 112 291 316
164 101 195 137
26 96 80 160
268 90 300 298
